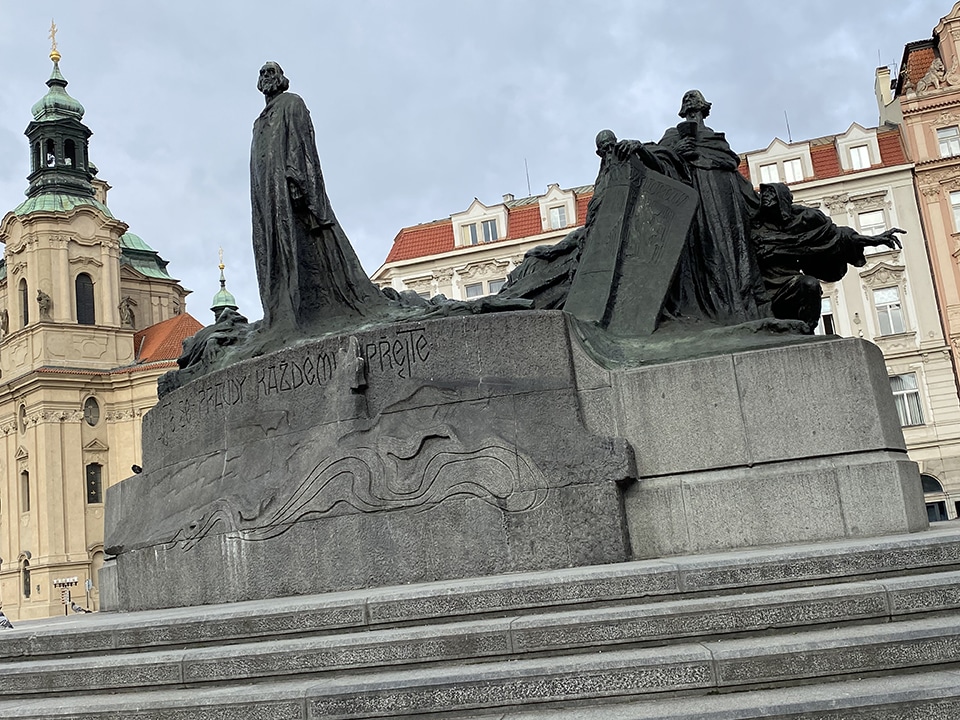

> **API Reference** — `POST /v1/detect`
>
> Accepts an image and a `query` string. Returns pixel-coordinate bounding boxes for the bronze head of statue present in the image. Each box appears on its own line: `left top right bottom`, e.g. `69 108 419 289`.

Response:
258 62 290 99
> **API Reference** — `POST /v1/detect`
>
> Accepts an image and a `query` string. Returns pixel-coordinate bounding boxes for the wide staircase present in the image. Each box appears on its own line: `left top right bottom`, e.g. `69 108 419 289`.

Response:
3 524 960 719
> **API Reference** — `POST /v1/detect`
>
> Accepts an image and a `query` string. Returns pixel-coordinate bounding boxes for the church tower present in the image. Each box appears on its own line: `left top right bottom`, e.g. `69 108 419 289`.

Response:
0 27 202 620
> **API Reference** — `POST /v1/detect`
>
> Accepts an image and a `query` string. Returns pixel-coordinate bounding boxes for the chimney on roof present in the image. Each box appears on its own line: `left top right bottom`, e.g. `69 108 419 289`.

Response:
875 65 902 126
502 193 514 203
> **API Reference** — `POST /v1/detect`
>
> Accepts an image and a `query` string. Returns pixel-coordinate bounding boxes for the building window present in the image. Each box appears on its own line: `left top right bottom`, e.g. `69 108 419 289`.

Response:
83 397 100 427
481 219 498 243
850 145 870 170
759 163 779 184
45 139 56 166
19 278 28 327
488 278 507 294
20 470 30 512
859 210 888 255
783 158 803 183
548 206 568 230
951 191 960 232
22 560 30 598
64 139 76 167
928 501 949 522
461 223 479 246
921 473 944 494
814 297 835 336
874 287 905 335
890 373 924 426
76 273 95 325
86 463 103 504
464 282 484 299
938 126 960 158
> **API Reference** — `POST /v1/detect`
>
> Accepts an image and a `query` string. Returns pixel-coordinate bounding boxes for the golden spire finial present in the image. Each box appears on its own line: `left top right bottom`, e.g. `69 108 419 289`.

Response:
48 19 60 62
218 246 225 271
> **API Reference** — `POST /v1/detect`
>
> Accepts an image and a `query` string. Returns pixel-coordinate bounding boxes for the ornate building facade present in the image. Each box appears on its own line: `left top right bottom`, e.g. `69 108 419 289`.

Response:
870 1 960 519
743 124 960 522
0 49 201 620
372 183 593 300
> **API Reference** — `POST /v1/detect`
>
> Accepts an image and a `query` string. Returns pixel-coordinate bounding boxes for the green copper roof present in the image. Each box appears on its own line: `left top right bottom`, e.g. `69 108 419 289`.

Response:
13 193 113 218
212 287 238 309
120 232 174 279
31 60 84 122
120 232 155 252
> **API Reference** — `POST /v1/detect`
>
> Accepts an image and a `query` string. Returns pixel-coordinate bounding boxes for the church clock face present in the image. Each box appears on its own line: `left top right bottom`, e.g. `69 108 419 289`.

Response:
83 397 100 427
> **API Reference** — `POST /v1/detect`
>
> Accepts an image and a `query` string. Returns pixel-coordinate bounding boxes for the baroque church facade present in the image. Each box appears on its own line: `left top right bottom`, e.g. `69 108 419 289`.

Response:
0 48 202 620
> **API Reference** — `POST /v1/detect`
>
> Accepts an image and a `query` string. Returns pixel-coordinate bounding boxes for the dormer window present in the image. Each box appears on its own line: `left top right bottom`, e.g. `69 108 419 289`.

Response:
938 126 960 158
548 206 568 230
460 219 499 246
850 145 870 170
759 163 779 184
452 198 508 249
783 158 803 183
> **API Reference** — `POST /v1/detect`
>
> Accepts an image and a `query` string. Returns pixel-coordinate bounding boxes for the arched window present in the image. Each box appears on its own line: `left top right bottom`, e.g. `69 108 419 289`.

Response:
45 139 56 167
21 559 31 598
64 139 76 167
32 142 41 173
19 278 28 327
921 474 944 494
86 463 103 504
20 470 30 512
76 273 95 325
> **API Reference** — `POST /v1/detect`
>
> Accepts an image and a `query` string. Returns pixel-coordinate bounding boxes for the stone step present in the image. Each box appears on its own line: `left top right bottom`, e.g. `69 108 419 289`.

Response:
6 524 960 662
1 621 959 719
1 574 958 700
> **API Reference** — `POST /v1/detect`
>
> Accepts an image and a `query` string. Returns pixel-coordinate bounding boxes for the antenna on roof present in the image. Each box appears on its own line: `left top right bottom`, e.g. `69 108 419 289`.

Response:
784 111 793 143
524 158 532 197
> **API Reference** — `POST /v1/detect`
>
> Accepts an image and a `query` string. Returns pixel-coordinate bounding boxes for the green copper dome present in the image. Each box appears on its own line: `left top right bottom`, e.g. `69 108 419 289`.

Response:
211 262 239 319
31 60 84 122
212 286 238 310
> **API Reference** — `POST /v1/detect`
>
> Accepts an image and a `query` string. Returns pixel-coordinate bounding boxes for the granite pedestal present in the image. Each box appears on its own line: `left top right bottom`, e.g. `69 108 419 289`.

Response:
103 311 926 611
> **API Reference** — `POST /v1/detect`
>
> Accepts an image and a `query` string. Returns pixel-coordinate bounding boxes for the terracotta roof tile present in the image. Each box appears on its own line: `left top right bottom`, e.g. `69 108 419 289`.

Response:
383 220 455 263
506 205 542 239
575 194 591 225
383 188 596 264
134 314 203 364
906 46 936 86
877 128 908 165
810 143 841 179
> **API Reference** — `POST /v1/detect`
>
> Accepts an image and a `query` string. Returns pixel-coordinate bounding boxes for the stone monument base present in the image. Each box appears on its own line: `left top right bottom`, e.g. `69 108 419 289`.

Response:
570 335 928 559
103 312 925 611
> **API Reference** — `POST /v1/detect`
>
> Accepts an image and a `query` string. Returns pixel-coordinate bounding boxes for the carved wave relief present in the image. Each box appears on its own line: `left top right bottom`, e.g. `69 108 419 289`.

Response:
168 422 548 550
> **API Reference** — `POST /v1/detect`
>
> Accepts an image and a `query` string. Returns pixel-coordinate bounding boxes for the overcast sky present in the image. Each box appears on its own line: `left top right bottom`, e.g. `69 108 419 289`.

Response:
0 1 952 323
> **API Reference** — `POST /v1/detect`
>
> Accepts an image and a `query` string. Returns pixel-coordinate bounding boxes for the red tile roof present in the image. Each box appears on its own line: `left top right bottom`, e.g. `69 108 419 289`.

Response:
810 142 841 178
383 188 594 264
134 314 203 363
877 128 908 165
741 127 909 186
905 45 937 87
383 219 455 264
506 204 542 239
575 195 590 225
